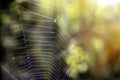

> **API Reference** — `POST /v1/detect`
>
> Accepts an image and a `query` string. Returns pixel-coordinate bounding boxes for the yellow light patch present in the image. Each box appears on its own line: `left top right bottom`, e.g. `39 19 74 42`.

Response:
91 37 104 51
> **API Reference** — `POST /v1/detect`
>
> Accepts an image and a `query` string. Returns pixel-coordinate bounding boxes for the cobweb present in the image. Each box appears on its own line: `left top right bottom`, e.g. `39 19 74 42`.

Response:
8 0 71 80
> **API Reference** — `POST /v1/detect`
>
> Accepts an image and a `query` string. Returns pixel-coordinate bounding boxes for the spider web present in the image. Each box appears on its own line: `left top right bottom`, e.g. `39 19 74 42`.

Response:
13 0 70 80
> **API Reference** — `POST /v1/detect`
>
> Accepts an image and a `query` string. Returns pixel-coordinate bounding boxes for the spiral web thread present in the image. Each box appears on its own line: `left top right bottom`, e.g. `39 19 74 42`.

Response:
14 0 70 80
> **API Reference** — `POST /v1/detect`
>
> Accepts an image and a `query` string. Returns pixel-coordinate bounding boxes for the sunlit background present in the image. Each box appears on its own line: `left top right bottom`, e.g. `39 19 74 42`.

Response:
0 0 120 80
